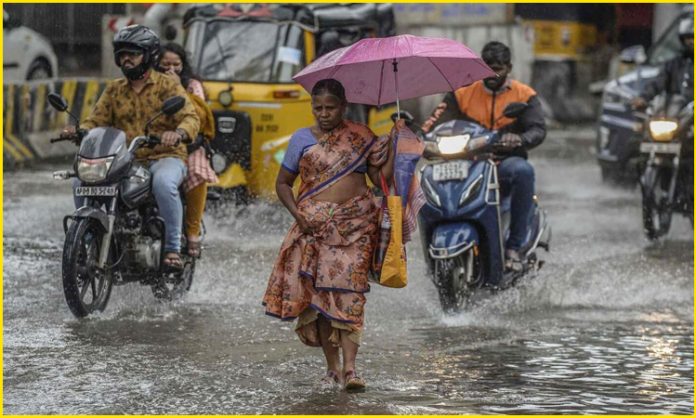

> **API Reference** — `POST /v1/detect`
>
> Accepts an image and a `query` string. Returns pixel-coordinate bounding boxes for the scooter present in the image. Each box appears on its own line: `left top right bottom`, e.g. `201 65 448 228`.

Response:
417 102 551 312
48 93 198 318
639 94 694 239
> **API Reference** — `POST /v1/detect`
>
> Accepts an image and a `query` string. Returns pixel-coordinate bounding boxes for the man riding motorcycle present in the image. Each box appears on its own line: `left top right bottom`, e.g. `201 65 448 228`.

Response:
62 24 200 270
421 41 546 271
632 15 694 109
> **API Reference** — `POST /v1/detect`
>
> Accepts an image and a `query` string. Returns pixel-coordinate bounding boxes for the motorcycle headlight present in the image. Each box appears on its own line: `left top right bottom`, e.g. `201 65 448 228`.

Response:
459 175 484 207
649 120 678 142
437 134 470 155
77 156 114 183
421 175 441 208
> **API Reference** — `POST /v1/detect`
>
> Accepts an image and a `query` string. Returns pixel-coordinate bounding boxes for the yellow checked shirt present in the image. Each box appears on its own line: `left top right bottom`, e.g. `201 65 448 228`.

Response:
82 70 200 161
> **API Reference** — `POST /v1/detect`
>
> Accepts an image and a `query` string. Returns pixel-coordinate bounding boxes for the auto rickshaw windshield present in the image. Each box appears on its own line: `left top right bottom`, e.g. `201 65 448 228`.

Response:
187 20 305 83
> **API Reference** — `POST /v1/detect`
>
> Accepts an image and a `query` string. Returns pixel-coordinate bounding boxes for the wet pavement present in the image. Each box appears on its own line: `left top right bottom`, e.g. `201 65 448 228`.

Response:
3 125 693 414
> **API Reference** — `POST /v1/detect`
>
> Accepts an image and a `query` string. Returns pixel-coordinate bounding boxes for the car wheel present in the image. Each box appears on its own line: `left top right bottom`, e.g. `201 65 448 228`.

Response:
26 58 52 80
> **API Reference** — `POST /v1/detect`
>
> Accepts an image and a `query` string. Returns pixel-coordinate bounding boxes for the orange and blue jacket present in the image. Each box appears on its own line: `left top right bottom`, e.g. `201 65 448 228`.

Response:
422 78 546 159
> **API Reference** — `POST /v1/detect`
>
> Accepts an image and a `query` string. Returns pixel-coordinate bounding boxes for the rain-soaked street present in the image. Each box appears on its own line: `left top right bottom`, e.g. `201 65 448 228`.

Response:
3 126 693 414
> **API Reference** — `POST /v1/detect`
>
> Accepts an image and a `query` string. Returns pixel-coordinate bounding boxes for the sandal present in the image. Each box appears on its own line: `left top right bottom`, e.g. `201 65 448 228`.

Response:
344 370 366 392
187 239 202 258
163 252 183 271
320 370 341 388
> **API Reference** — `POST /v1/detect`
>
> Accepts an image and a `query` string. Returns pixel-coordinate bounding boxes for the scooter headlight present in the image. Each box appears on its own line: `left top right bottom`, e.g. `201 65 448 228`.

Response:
459 175 484 207
649 120 678 142
77 156 114 183
437 134 470 155
421 175 441 208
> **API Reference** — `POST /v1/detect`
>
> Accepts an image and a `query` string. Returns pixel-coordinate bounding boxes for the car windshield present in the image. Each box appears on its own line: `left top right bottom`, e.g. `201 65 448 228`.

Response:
187 20 304 83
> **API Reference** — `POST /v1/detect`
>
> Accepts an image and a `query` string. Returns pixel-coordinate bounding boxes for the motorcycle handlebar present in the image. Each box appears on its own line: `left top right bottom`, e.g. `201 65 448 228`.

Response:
50 128 87 145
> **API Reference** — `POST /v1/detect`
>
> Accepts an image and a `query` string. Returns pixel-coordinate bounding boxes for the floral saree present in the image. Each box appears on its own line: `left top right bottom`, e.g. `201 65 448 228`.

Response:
262 120 389 347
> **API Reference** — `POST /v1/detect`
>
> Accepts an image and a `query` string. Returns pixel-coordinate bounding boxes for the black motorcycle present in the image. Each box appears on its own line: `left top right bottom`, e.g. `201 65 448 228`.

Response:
639 94 694 240
49 93 197 317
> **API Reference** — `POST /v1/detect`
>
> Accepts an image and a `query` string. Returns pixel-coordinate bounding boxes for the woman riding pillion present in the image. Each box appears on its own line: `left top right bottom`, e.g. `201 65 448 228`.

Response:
156 42 218 258
262 79 398 391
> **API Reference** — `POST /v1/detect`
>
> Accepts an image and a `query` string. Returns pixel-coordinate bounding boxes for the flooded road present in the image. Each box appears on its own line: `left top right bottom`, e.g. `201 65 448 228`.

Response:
4 126 693 414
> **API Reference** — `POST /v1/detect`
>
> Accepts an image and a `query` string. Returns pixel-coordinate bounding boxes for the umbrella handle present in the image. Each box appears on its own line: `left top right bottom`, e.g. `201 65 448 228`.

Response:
392 59 401 118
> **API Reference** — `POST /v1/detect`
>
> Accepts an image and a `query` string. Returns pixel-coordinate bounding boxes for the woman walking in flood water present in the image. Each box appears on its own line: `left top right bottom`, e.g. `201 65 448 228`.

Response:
262 79 396 391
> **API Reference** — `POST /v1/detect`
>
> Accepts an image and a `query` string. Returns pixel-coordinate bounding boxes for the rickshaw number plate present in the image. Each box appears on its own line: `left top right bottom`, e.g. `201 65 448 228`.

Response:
433 161 469 181
640 142 681 155
76 186 117 197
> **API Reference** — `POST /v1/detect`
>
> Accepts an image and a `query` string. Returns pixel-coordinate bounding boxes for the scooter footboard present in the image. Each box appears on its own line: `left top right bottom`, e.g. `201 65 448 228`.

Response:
429 223 479 259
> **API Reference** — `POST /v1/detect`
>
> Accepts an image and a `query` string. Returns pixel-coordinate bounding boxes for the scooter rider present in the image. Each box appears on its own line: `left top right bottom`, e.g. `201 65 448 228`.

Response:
421 41 546 271
61 25 200 270
632 15 694 108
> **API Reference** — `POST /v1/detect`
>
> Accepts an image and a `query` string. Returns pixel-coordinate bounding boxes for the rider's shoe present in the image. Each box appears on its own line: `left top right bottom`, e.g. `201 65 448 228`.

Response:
504 249 524 273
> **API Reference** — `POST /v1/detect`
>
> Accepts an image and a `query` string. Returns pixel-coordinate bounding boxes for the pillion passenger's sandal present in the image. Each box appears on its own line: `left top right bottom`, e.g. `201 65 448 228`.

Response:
344 370 366 392
186 239 202 258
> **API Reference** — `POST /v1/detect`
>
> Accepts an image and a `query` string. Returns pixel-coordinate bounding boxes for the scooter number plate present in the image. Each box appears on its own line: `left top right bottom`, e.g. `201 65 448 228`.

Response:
640 142 681 155
433 161 469 181
75 186 117 197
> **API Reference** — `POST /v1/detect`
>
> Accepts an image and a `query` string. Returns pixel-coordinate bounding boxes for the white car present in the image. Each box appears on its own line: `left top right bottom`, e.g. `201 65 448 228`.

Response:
3 10 58 81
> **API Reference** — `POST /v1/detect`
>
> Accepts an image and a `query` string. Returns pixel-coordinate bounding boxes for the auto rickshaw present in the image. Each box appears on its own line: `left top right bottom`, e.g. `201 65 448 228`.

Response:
182 3 396 201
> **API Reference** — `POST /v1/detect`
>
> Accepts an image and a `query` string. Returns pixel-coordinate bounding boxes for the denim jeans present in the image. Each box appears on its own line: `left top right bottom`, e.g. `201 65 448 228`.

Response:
497 156 535 251
74 157 187 254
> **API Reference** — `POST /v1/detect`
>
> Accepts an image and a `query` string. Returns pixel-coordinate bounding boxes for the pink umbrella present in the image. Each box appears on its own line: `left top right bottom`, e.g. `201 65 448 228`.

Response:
293 34 495 115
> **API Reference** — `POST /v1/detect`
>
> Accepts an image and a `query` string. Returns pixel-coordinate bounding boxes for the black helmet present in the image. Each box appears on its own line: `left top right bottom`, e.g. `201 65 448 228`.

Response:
113 25 160 79
678 15 694 39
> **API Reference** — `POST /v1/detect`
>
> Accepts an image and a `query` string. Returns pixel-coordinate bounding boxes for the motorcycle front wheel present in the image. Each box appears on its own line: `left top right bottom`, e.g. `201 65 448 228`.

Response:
641 167 673 240
434 250 480 313
62 218 114 318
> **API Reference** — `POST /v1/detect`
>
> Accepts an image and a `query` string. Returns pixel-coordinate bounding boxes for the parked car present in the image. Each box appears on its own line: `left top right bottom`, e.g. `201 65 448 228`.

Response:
596 5 692 186
3 9 58 81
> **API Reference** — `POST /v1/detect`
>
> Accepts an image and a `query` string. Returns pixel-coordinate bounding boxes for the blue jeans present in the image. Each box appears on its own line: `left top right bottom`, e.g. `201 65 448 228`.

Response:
498 156 534 251
74 157 187 254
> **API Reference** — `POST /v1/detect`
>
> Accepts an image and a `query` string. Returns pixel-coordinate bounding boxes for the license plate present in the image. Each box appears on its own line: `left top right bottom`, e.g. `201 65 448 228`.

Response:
640 142 681 155
432 161 469 181
75 186 117 197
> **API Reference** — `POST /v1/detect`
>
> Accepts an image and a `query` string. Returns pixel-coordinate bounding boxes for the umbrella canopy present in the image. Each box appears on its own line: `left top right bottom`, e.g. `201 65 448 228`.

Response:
293 34 495 107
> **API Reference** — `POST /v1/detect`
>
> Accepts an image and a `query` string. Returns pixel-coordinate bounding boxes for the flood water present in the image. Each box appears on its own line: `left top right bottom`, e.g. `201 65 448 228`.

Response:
3 126 693 414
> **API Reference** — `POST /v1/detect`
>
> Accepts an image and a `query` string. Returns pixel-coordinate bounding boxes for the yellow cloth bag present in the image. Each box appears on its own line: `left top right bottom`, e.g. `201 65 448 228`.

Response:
371 174 408 288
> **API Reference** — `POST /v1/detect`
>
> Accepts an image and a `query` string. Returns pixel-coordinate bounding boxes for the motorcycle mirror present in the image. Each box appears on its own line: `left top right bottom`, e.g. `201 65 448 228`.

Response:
162 96 186 116
48 93 69 112
144 96 186 137
48 92 80 128
502 102 528 119
390 110 414 123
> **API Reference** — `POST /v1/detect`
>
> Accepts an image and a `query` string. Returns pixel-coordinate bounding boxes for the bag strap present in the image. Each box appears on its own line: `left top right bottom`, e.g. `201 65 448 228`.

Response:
380 172 390 197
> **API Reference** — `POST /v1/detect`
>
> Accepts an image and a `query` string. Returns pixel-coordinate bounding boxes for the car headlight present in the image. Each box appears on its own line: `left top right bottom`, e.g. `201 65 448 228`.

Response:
77 156 114 183
437 134 470 155
421 175 441 208
459 175 484 207
211 152 228 174
649 120 678 142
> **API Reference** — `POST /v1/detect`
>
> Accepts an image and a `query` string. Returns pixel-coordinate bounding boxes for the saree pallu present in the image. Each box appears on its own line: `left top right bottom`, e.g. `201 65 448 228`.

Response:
262 120 389 347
